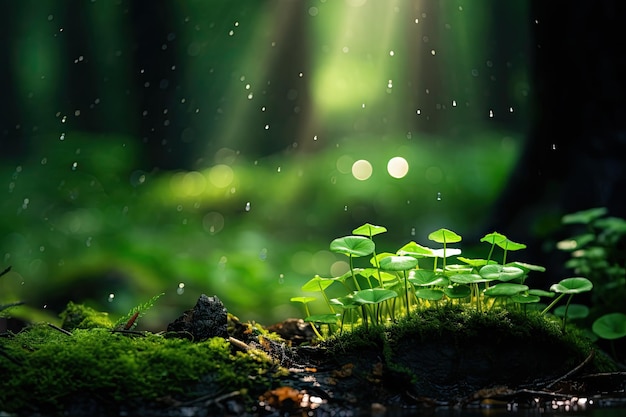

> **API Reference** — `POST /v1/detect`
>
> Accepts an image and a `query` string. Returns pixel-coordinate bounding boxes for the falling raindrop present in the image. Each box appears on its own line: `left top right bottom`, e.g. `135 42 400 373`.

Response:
277 166 281 173
552 143 557 150
108 293 115 302
85 237 92 247
489 109 494 118
245 201 251 212
436 192 442 201
344 205 348 211
313 135 318 141
278 273 285 284
60 133 65 141
177 282 185 295
411 227 416 236
71 162 78 170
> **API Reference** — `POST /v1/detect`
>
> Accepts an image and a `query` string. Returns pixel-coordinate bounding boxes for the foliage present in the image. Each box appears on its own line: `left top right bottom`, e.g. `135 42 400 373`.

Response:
293 223 592 339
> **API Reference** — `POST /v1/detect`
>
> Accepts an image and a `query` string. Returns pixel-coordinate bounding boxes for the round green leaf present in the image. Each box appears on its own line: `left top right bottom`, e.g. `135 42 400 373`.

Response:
480 232 507 245
330 295 358 309
444 285 471 299
562 207 608 225
457 257 494 267
330 236 375 257
508 261 546 273
409 271 448 287
352 223 387 237
379 255 418 271
592 313 626 340
484 283 528 297
301 275 335 292
554 304 589 319
479 264 525 282
353 288 398 305
428 228 462 244
528 289 556 298
495 238 526 251
511 294 541 304
550 277 593 294
290 296 316 304
305 313 340 324
415 288 444 301
449 273 490 284
397 242 434 258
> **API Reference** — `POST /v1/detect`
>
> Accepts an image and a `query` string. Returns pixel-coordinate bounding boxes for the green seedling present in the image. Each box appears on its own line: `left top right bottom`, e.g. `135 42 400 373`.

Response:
592 312 626 360
379 256 418 314
353 223 387 287
113 293 164 332
290 296 324 340
542 277 593 332
330 236 375 291
295 222 590 341
353 288 397 327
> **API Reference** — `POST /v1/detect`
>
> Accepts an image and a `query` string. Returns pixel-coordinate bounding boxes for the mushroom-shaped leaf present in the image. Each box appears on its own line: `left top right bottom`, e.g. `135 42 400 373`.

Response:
555 304 589 319
562 207 607 225
480 232 507 245
592 313 626 340
528 289 555 298
428 228 462 244
397 242 434 258
444 285 472 299
352 223 387 237
457 257 495 267
409 270 448 286
379 255 418 271
449 273 490 284
290 296 316 304
511 294 541 304
353 288 398 305
549 277 593 294
330 236 375 257
301 275 335 292
484 283 528 297
508 261 546 273
429 248 462 258
479 264 525 282
415 288 445 301
330 295 358 309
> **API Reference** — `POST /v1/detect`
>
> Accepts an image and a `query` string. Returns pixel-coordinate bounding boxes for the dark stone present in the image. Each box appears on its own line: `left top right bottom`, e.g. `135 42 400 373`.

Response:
166 294 228 341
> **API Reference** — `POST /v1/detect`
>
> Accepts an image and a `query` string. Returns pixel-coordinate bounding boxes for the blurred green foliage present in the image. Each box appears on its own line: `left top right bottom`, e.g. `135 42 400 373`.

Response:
1 1 530 327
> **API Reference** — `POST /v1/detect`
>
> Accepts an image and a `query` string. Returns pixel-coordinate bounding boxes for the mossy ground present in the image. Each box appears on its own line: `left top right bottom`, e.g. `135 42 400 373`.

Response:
0 303 617 415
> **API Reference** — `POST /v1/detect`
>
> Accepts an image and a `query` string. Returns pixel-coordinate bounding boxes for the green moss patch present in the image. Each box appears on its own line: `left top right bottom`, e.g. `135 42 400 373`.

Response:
0 324 281 413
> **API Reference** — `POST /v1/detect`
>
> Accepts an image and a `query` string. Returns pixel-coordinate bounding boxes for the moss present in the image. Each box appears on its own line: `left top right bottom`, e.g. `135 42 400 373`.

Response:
0 323 281 413
59 301 113 330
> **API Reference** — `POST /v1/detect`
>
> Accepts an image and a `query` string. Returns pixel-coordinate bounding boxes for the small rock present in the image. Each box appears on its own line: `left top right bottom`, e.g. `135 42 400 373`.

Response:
166 294 228 341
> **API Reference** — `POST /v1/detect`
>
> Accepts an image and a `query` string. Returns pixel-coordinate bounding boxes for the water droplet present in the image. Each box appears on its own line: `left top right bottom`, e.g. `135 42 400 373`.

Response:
277 166 281 173
264 124 270 130
452 100 457 107
43 304 48 309
344 205 348 211
61 116 67 123
489 109 494 118
108 293 115 302
313 135 318 141
71 162 78 170
85 237 92 247
177 282 185 295
278 273 285 284
509 106 514 113
245 201 251 212
411 227 416 236
259 248 268 261
436 192 442 201
552 143 557 150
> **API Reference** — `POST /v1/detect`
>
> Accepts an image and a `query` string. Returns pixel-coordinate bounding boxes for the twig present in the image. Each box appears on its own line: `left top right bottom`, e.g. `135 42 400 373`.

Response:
0 266 11 278
229 336 251 351
47 323 72 336
544 349 595 389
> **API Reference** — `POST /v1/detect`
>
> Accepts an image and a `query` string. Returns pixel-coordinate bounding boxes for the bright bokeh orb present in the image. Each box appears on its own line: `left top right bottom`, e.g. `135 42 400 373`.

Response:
387 156 409 179
351 159 373 180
